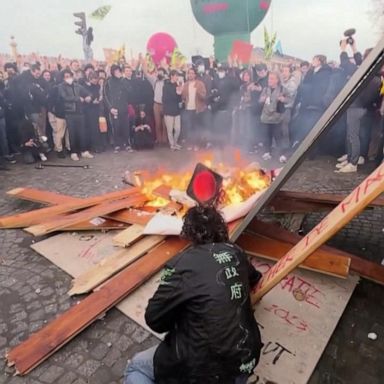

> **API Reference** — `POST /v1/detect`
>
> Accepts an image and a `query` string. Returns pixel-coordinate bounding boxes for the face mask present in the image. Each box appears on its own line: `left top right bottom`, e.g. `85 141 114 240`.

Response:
198 65 205 74
65 78 74 85
218 72 225 79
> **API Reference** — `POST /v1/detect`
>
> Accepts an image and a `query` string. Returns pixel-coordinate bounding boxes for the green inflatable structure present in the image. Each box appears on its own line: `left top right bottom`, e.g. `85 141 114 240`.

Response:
190 0 271 62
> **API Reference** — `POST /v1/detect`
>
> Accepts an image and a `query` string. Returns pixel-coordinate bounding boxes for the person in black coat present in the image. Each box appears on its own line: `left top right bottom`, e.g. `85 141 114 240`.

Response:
104 65 132 152
290 55 332 146
131 109 154 150
58 69 93 161
124 206 263 384
162 70 183 150
83 71 103 152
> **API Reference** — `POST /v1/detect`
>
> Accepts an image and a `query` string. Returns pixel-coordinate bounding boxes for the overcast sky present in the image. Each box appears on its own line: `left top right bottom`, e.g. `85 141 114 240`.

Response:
0 0 381 61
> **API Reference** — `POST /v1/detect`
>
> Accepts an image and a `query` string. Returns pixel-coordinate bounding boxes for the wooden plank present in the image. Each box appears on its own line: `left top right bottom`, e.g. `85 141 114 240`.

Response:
69 235 165 295
237 233 350 278
60 218 128 231
6 237 189 375
7 188 154 226
0 187 139 229
152 185 172 199
25 195 146 236
252 163 384 303
276 190 384 207
112 224 144 247
249 219 384 285
231 40 384 241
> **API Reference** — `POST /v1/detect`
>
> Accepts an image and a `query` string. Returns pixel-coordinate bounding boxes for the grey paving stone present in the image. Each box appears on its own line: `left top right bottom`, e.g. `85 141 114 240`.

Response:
39 365 65 383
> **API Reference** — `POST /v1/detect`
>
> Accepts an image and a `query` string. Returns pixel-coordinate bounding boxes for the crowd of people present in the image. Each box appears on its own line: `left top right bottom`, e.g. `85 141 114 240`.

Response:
0 38 383 172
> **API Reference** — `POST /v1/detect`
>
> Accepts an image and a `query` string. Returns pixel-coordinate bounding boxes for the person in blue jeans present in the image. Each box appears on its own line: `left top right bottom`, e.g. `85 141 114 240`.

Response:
124 206 263 384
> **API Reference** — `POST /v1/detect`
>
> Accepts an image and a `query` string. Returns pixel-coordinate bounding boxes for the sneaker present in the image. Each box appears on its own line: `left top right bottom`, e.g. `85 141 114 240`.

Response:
279 155 287 163
174 144 182 150
335 163 357 173
193 146 199 152
4 155 16 164
336 160 348 169
170 145 176 151
81 151 94 159
114 146 121 153
358 156 365 165
337 154 348 162
71 153 80 161
187 147 193 151
39 153 47 162
57 151 65 159
262 152 272 161
125 146 134 153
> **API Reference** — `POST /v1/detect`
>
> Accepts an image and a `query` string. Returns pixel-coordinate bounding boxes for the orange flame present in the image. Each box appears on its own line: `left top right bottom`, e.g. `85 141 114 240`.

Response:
139 152 270 208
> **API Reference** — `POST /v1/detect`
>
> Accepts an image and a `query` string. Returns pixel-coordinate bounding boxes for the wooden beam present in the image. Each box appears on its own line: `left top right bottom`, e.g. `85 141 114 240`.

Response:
237 233 350 278
25 194 146 236
112 224 145 247
6 237 189 375
7 188 154 226
0 187 139 229
249 219 384 286
69 235 165 295
275 190 384 207
251 163 384 303
59 218 128 231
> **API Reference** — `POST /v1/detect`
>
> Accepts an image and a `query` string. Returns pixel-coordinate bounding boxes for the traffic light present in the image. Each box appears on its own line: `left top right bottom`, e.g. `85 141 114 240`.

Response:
73 12 87 35
186 163 223 206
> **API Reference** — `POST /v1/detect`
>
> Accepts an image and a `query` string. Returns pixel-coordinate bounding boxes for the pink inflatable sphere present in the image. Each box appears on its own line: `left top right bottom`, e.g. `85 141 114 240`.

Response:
146 32 177 65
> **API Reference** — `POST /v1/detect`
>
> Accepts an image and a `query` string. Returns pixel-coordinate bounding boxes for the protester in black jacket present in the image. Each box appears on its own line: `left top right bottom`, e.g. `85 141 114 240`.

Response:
0 82 15 164
162 70 182 150
22 64 49 143
104 64 132 152
291 55 332 146
124 206 263 384
83 72 103 152
335 46 382 173
58 69 93 161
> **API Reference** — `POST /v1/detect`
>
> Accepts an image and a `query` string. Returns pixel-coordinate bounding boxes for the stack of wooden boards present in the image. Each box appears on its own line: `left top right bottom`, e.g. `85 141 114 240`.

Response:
2 186 384 375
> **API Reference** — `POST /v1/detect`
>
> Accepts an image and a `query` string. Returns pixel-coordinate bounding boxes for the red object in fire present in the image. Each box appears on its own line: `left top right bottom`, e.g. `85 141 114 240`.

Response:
187 163 223 206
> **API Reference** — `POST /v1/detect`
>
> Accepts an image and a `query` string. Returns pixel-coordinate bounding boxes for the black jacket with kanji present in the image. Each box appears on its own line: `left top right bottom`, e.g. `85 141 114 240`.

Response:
145 242 263 384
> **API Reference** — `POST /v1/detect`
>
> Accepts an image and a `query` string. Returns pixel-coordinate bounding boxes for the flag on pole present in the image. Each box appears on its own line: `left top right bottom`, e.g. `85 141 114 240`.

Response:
275 40 283 55
90 5 112 20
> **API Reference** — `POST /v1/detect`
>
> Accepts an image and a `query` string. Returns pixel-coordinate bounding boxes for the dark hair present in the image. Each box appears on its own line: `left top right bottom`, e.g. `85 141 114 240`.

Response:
300 61 310 68
31 64 40 72
181 206 229 245
314 54 327 66
188 67 197 75
42 70 51 77
169 69 179 77
62 69 73 77
84 63 94 72
4 62 17 72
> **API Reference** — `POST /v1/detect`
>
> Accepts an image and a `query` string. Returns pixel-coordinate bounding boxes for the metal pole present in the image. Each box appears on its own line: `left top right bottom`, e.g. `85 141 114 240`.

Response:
230 35 384 241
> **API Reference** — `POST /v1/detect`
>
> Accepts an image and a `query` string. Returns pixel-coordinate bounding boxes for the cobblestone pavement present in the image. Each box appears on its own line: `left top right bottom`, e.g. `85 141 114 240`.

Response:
0 149 383 384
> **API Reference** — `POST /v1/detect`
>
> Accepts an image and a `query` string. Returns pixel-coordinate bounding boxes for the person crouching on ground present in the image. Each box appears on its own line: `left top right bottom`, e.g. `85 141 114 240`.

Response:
124 205 263 384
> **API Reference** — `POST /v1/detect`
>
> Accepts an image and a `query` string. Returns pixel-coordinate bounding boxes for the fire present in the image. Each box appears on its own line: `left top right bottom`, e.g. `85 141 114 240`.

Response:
136 151 271 208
